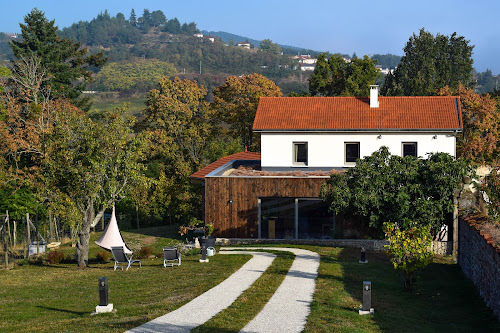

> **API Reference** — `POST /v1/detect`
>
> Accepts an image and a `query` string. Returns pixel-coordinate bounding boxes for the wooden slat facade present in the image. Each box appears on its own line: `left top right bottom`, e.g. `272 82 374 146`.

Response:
205 176 328 238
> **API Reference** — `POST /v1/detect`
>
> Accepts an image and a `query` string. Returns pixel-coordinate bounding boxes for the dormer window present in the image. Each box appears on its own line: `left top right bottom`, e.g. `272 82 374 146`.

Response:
293 142 308 166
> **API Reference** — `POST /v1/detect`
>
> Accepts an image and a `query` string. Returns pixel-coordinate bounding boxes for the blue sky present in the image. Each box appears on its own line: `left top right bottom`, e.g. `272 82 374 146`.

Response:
1 0 499 73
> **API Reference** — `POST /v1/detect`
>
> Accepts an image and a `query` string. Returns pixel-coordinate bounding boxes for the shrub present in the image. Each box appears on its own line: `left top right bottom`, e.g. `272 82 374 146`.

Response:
482 168 500 221
95 250 110 262
136 246 153 259
47 250 65 264
384 222 434 291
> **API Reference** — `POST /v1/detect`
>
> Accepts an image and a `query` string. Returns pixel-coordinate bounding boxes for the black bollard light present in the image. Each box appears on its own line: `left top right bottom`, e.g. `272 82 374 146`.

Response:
199 245 209 262
359 247 368 263
94 277 113 314
99 277 108 306
359 281 374 315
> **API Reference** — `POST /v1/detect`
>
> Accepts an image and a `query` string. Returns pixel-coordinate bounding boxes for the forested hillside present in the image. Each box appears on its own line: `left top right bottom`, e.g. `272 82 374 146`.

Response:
57 9 305 96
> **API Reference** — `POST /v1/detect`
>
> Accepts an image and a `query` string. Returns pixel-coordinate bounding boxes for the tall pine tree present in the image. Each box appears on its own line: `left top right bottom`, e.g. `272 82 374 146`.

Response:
381 28 474 96
10 8 107 110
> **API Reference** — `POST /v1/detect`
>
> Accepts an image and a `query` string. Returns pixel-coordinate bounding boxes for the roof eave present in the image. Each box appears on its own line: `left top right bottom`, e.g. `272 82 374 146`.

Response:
253 128 463 133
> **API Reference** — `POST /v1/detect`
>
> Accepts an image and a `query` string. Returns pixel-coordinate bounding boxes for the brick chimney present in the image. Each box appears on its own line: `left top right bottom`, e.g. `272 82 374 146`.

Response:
370 85 379 108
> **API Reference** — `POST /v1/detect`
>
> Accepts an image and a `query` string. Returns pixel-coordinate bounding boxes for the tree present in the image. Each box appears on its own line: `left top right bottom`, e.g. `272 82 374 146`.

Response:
438 83 500 164
260 39 281 55
309 53 380 96
44 108 146 267
164 18 182 34
10 8 107 110
213 74 282 150
151 10 166 27
476 69 497 94
382 28 474 96
137 77 217 222
320 147 470 236
383 222 434 291
129 9 137 26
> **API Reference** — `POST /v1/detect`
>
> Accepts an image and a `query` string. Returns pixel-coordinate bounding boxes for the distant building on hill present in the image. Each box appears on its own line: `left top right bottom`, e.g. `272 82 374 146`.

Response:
291 54 317 71
3 33 18 38
237 41 251 49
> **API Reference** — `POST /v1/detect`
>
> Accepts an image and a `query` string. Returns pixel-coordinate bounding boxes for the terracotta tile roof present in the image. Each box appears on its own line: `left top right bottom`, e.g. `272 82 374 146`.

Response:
190 151 261 180
253 96 462 131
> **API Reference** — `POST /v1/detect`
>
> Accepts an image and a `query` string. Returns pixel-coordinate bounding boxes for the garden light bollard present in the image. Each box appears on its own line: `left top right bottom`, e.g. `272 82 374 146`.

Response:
95 277 114 314
99 277 108 306
199 245 209 263
359 247 368 263
359 281 374 315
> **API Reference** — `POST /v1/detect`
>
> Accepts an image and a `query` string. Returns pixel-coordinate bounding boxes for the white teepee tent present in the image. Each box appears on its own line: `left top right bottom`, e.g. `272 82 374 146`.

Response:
95 206 132 254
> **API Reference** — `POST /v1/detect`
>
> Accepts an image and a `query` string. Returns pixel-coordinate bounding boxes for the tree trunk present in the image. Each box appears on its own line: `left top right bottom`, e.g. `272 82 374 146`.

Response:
76 204 93 268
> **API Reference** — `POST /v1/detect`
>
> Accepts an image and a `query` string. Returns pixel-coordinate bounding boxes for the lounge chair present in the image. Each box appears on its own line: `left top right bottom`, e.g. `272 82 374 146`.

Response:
163 247 181 267
111 246 142 271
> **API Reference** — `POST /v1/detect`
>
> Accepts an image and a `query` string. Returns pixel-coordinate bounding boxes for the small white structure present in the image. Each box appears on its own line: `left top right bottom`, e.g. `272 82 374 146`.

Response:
95 206 132 254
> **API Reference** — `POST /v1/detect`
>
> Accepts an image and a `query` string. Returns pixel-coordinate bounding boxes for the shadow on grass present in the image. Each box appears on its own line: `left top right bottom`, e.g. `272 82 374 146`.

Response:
129 225 182 239
36 305 88 316
338 248 500 333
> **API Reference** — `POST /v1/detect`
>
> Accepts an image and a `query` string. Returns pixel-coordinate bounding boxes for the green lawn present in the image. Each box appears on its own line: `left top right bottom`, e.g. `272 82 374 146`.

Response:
0 230 498 333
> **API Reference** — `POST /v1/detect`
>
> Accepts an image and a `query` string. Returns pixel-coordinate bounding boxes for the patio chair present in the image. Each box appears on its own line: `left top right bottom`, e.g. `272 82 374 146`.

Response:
111 246 142 271
163 247 181 267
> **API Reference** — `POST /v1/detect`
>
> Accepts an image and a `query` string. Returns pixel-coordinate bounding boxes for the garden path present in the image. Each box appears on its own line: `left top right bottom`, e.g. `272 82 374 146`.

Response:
127 247 320 333
126 251 276 333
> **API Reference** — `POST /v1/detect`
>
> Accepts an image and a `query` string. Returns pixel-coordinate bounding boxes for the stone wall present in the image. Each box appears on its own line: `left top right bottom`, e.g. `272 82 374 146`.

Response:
458 216 500 321
215 238 390 251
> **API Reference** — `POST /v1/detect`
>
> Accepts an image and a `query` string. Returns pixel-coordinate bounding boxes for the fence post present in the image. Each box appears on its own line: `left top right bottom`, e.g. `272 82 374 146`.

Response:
13 220 16 247
25 213 30 258
3 217 8 268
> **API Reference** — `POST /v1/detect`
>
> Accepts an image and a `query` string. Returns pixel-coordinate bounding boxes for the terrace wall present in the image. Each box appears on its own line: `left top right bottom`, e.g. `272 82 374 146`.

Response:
458 216 500 321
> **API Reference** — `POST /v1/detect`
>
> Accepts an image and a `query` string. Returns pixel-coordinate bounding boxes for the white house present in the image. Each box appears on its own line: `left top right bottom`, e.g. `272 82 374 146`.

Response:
253 86 461 171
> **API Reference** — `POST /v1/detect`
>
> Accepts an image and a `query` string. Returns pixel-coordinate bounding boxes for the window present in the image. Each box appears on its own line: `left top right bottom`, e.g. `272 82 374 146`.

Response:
293 142 308 165
402 142 417 157
345 142 360 164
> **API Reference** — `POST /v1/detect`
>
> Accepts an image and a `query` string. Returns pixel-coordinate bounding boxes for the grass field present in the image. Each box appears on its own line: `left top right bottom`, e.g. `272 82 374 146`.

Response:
0 227 498 333
89 94 146 118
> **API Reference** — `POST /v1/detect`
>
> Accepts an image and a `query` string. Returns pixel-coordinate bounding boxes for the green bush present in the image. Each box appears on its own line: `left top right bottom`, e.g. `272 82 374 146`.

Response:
47 250 65 264
384 222 434 291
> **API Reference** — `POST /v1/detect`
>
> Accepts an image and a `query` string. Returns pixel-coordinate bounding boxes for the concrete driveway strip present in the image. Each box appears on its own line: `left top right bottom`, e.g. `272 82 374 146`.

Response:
126 251 276 333
222 247 320 333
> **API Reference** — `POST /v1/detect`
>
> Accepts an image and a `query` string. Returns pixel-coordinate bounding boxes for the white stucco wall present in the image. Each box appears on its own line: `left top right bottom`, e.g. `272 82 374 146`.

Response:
260 132 457 168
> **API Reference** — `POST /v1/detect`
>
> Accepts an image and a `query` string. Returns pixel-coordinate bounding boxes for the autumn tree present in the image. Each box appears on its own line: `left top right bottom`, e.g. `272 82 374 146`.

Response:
213 74 282 149
382 28 474 96
438 83 500 164
137 77 217 222
10 8 107 110
309 53 380 97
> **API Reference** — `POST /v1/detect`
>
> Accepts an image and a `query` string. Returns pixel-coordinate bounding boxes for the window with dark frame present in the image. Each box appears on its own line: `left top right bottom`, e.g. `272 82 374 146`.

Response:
293 142 308 165
402 142 417 157
345 142 360 163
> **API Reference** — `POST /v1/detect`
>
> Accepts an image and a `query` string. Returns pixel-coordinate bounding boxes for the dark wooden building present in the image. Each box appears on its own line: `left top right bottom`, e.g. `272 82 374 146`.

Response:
191 152 336 239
